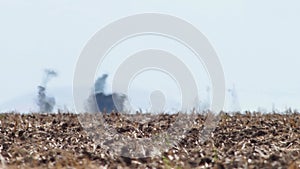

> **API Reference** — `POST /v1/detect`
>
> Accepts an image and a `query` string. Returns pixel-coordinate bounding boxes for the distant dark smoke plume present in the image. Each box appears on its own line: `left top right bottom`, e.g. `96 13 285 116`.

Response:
94 74 107 94
37 69 58 112
86 74 126 113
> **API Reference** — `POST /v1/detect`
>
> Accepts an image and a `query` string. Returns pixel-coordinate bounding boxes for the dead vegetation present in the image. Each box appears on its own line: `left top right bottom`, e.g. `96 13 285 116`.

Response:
0 112 299 169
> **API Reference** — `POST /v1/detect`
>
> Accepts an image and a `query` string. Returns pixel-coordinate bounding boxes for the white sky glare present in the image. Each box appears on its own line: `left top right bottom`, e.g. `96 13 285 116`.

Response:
0 0 299 112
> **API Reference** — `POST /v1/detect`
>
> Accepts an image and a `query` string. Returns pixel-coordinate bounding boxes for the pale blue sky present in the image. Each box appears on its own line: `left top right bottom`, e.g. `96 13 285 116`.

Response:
0 0 299 112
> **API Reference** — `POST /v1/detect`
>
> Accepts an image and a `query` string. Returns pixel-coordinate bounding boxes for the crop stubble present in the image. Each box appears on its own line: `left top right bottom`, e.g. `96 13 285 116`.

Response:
0 112 299 169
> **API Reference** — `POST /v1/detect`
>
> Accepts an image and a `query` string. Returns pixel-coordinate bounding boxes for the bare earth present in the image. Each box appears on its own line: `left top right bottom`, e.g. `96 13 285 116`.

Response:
0 112 299 169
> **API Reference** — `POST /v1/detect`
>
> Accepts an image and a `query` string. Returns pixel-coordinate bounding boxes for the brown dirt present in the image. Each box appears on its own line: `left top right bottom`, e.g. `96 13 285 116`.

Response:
0 112 299 169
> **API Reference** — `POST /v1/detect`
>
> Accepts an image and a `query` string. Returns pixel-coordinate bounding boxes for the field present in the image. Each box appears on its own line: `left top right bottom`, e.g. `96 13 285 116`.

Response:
0 112 299 169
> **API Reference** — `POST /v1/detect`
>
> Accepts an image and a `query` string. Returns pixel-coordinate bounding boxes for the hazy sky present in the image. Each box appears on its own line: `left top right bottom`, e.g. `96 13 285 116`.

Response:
0 0 299 112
